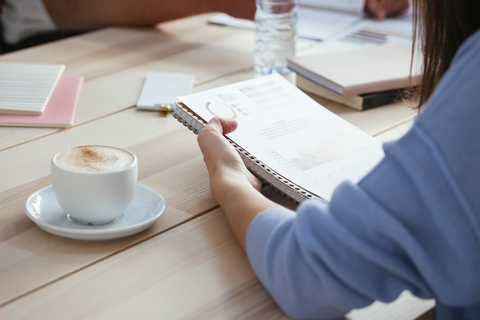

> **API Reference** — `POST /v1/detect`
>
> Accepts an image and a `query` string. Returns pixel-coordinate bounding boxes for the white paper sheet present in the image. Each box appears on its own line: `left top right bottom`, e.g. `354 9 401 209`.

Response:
209 3 413 42
136 72 195 111
210 6 363 41
300 0 365 15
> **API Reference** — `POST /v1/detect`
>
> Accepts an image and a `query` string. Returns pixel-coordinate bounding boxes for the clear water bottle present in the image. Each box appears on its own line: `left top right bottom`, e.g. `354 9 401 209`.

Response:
254 0 298 75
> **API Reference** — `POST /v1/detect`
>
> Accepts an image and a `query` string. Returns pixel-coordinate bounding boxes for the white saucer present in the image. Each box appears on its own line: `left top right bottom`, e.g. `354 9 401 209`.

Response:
25 184 165 241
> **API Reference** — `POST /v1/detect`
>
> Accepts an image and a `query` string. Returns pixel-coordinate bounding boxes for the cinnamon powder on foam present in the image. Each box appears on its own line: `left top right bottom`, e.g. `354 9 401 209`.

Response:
56 146 133 173
72 147 119 173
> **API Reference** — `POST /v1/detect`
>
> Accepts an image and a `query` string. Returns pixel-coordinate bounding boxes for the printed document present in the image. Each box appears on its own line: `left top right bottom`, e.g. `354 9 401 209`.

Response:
179 74 383 200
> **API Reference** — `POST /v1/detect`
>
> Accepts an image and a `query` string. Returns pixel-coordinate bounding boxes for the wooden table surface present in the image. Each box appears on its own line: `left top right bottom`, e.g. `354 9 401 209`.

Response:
0 13 433 319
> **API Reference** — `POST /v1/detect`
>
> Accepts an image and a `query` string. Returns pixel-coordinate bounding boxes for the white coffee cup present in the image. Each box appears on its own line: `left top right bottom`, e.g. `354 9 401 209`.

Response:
51 145 138 225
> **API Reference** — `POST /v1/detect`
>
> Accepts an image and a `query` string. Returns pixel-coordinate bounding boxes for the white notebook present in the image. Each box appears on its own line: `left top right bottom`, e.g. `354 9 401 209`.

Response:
0 62 65 115
136 72 195 111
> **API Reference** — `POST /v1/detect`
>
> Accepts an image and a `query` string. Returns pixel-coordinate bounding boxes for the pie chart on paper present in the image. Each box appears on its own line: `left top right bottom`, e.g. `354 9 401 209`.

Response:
205 102 237 119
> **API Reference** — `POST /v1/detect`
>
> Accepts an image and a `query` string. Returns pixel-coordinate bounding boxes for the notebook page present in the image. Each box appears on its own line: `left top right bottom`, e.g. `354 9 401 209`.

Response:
209 8 363 41
298 0 366 39
209 0 366 40
362 9 413 37
179 74 383 200
298 7 360 40
300 0 366 16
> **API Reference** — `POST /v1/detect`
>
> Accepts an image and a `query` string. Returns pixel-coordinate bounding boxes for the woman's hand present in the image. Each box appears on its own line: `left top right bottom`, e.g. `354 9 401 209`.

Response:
197 117 281 252
365 0 409 19
197 117 262 201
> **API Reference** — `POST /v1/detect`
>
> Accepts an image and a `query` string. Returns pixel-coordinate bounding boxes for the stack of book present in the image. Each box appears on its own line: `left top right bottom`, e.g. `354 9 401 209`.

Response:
0 62 83 127
288 43 421 110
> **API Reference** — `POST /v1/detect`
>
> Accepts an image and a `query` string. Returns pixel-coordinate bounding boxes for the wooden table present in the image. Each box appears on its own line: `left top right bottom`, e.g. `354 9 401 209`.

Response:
0 13 433 319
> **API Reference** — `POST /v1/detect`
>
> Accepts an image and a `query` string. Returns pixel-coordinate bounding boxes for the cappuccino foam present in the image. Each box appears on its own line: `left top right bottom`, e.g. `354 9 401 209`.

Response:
55 146 134 173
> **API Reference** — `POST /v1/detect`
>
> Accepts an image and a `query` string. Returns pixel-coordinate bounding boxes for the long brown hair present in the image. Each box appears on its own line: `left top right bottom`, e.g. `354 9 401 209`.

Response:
412 0 480 108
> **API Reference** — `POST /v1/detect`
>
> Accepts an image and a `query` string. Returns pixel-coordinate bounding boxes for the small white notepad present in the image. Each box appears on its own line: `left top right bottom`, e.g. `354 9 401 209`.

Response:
136 72 195 111
0 62 65 115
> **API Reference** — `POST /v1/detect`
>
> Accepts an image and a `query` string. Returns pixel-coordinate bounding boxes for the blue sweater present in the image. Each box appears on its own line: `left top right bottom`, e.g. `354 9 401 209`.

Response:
246 30 480 319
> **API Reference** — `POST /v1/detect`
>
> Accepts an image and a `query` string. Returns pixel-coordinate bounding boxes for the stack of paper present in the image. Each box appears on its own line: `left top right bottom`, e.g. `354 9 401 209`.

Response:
0 62 65 114
0 62 83 128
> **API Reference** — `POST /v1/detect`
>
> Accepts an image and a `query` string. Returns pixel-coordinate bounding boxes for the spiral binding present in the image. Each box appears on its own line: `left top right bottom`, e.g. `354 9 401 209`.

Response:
173 103 319 203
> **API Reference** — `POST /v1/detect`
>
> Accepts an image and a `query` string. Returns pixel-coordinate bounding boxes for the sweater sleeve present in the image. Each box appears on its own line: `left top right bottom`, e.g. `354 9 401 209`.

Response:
246 30 480 319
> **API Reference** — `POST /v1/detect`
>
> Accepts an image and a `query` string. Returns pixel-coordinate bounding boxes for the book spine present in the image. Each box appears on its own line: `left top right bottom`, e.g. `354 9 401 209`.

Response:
297 74 404 110
173 104 318 203
360 89 403 110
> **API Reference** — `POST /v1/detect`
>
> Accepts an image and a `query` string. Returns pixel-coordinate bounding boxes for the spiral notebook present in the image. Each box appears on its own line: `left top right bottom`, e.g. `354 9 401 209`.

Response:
174 73 383 203
209 0 366 40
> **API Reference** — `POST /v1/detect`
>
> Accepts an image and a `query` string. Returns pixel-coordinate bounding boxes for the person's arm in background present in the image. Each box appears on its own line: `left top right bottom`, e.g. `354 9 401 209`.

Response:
42 0 408 31
365 0 409 19
42 0 255 31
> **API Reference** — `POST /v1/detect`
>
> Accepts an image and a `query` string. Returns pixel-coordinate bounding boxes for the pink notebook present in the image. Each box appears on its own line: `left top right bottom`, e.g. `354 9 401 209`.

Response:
0 76 83 128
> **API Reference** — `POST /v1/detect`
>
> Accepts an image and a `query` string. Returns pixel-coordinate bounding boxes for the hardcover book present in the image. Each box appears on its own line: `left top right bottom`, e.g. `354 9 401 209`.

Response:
296 75 405 111
288 43 420 96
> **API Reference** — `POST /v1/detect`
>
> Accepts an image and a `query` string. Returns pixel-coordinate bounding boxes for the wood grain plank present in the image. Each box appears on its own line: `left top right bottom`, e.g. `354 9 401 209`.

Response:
0 13 428 319
0 14 256 151
0 65 414 194
0 108 172 193
0 15 355 153
0 70 414 307
0 107 222 306
375 119 414 142
0 58 416 312
0 208 259 319
0 208 433 320
0 14 225 66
